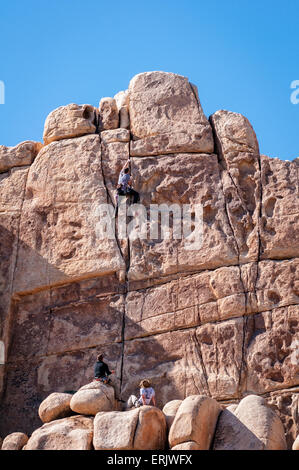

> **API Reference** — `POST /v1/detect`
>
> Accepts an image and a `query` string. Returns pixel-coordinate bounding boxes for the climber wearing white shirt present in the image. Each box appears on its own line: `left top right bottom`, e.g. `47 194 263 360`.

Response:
127 379 156 408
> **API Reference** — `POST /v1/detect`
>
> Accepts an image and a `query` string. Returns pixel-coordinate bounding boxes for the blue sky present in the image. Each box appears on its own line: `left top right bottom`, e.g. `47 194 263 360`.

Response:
0 0 298 160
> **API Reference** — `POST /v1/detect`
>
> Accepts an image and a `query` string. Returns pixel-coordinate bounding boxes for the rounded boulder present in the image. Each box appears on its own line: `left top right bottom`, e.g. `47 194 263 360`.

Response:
1 432 29 450
38 392 73 423
70 381 115 416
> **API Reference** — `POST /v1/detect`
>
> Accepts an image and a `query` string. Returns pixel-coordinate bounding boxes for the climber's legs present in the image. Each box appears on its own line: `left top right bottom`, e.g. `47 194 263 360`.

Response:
114 188 125 217
127 188 140 204
127 394 141 408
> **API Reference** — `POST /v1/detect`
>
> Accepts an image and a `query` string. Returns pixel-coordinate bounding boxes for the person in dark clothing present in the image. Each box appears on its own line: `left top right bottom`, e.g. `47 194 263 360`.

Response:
115 160 140 216
94 353 115 384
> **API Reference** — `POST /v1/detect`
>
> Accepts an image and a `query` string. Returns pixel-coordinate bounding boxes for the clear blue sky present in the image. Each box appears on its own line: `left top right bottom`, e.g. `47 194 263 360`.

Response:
0 0 298 160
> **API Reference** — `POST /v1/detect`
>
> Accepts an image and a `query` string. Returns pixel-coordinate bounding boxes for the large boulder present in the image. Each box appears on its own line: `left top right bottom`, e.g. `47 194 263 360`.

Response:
24 415 94 450
1 432 28 450
0 141 42 173
70 381 115 415
43 103 97 145
162 400 183 431
210 109 260 155
210 110 261 264
213 394 287 450
98 97 119 131
168 395 221 449
93 406 167 450
38 392 73 423
114 90 129 129
128 71 214 156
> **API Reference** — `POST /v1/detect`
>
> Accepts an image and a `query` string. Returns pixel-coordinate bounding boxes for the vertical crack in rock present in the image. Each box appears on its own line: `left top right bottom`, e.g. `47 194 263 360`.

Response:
118 142 134 400
99 136 130 400
99 138 125 265
255 151 263 281
238 316 248 398
118 297 126 400
192 330 211 397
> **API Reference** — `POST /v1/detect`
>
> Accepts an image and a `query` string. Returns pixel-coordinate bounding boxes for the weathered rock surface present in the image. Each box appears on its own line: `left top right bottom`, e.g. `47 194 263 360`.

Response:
213 394 287 450
114 90 130 129
265 388 299 449
129 71 214 155
0 141 42 173
114 90 128 111
38 392 73 423
168 395 221 449
93 405 166 450
244 306 299 394
13 134 125 293
210 110 261 264
259 155 299 260
1 432 28 450
24 415 94 450
98 97 119 131
43 104 97 145
128 153 238 281
70 381 115 415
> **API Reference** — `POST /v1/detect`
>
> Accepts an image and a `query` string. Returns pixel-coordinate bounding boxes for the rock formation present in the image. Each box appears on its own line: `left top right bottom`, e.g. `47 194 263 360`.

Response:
0 390 288 450
0 71 298 449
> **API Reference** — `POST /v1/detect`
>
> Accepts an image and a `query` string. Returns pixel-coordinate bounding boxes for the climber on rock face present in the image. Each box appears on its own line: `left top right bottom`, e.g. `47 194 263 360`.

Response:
94 353 115 384
127 379 156 408
115 159 140 216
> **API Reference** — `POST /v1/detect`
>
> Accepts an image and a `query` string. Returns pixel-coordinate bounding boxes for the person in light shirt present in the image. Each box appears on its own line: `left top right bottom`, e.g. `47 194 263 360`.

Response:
127 379 156 408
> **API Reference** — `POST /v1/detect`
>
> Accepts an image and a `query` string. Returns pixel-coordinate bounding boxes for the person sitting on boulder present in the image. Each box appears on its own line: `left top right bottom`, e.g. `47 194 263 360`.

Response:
94 353 115 385
127 379 156 408
115 159 140 216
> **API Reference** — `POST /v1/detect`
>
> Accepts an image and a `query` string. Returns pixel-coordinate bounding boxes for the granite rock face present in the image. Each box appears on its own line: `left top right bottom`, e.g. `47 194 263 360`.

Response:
13 134 126 294
0 71 298 447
